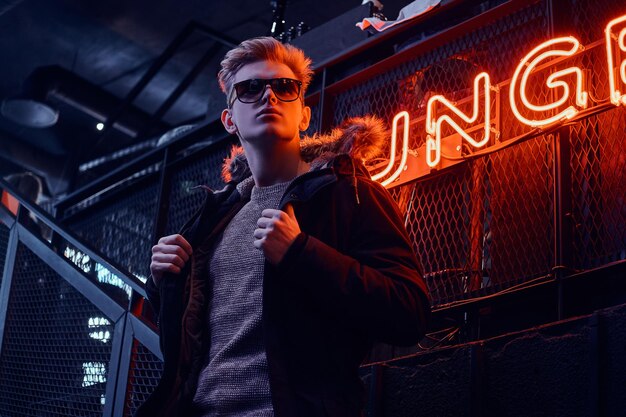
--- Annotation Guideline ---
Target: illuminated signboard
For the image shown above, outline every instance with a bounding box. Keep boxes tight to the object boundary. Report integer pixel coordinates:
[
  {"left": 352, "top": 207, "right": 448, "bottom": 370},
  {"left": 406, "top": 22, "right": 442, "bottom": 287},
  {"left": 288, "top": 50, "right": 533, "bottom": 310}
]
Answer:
[{"left": 371, "top": 13, "right": 626, "bottom": 187}]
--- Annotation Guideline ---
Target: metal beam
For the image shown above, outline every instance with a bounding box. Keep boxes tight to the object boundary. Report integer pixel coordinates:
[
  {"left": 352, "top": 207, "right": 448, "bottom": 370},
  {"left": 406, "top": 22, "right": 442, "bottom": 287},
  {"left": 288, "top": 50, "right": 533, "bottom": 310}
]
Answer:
[
  {"left": 18, "top": 223, "right": 126, "bottom": 322},
  {"left": 1, "top": 179, "right": 148, "bottom": 297}
]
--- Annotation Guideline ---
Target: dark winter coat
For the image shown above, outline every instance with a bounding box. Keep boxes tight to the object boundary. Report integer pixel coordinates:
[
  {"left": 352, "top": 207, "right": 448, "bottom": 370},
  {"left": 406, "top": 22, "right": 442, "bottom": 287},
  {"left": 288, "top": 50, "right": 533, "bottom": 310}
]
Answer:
[{"left": 136, "top": 116, "right": 431, "bottom": 417}]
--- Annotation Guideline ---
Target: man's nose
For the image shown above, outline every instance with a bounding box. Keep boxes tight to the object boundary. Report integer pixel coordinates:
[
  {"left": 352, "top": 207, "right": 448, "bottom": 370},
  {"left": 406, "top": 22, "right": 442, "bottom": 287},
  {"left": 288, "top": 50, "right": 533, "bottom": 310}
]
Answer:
[{"left": 261, "top": 84, "right": 278, "bottom": 104}]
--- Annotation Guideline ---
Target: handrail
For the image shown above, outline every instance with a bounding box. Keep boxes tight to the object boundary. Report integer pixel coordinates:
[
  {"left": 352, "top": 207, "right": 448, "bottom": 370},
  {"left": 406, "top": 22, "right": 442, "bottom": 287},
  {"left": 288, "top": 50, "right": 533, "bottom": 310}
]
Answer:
[
  {"left": 0, "top": 179, "right": 147, "bottom": 298},
  {"left": 55, "top": 117, "right": 229, "bottom": 213}
]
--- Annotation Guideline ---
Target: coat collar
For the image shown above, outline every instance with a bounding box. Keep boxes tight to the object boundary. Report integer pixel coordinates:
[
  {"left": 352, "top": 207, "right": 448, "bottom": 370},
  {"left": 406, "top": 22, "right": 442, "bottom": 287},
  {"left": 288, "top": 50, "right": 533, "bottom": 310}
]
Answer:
[{"left": 220, "top": 115, "right": 387, "bottom": 185}]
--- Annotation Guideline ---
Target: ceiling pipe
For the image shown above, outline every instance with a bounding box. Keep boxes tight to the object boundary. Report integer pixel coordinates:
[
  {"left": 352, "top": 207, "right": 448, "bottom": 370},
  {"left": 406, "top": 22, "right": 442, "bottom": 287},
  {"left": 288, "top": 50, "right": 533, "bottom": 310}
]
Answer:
[{"left": 23, "top": 65, "right": 169, "bottom": 138}]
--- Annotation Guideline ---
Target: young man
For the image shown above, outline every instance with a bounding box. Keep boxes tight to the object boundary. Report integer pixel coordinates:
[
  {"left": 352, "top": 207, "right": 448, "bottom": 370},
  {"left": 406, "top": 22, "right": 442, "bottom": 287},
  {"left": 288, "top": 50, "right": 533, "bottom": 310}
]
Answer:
[{"left": 137, "top": 37, "right": 430, "bottom": 417}]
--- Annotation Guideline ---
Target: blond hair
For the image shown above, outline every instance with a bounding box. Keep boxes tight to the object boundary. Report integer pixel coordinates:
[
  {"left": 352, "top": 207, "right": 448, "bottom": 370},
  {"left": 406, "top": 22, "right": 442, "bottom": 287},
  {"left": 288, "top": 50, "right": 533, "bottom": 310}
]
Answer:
[{"left": 218, "top": 37, "right": 313, "bottom": 105}]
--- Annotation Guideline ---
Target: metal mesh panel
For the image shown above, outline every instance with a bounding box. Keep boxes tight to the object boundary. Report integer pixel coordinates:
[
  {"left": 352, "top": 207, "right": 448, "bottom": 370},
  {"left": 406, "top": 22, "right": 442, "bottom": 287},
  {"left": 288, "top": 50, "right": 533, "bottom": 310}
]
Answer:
[
  {"left": 62, "top": 243, "right": 134, "bottom": 305},
  {"left": 569, "top": 107, "right": 626, "bottom": 269},
  {"left": 0, "top": 221, "right": 9, "bottom": 286},
  {"left": 124, "top": 340, "right": 163, "bottom": 417},
  {"left": 305, "top": 102, "right": 320, "bottom": 137},
  {"left": 392, "top": 166, "right": 473, "bottom": 305},
  {"left": 395, "top": 135, "right": 554, "bottom": 306},
  {"left": 0, "top": 242, "right": 114, "bottom": 417},
  {"left": 65, "top": 164, "right": 162, "bottom": 218},
  {"left": 68, "top": 180, "right": 159, "bottom": 281},
  {"left": 332, "top": 1, "right": 551, "bottom": 151},
  {"left": 165, "top": 139, "right": 237, "bottom": 235},
  {"left": 570, "top": 0, "right": 626, "bottom": 44},
  {"left": 487, "top": 135, "right": 555, "bottom": 285}
]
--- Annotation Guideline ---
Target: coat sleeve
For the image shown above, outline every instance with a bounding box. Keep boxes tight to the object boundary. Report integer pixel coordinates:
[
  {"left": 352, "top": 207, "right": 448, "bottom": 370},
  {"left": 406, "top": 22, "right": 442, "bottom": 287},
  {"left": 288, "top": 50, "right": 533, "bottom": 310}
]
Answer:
[
  {"left": 277, "top": 177, "right": 431, "bottom": 346},
  {"left": 144, "top": 274, "right": 162, "bottom": 321}
]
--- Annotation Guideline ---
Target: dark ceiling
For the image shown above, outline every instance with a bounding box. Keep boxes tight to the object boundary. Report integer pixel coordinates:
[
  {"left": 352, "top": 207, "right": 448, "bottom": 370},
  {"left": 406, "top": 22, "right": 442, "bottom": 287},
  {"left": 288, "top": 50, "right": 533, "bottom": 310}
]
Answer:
[{"left": 0, "top": 0, "right": 387, "bottom": 196}]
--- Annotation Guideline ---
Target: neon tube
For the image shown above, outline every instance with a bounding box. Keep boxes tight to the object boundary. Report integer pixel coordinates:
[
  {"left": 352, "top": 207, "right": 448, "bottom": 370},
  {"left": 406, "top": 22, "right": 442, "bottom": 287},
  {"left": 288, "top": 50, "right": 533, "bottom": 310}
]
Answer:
[
  {"left": 371, "top": 111, "right": 410, "bottom": 185},
  {"left": 606, "top": 15, "right": 626, "bottom": 105},
  {"left": 510, "top": 37, "right": 587, "bottom": 127},
  {"left": 425, "top": 72, "right": 491, "bottom": 168}
]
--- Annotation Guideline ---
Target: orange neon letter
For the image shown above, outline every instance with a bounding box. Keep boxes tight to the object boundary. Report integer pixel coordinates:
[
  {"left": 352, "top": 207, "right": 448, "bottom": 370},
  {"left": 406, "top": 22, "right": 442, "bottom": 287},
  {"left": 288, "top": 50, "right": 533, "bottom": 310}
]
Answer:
[
  {"left": 371, "top": 111, "right": 409, "bottom": 186},
  {"left": 425, "top": 72, "right": 492, "bottom": 168},
  {"left": 606, "top": 15, "right": 626, "bottom": 106},
  {"left": 510, "top": 37, "right": 588, "bottom": 127}
]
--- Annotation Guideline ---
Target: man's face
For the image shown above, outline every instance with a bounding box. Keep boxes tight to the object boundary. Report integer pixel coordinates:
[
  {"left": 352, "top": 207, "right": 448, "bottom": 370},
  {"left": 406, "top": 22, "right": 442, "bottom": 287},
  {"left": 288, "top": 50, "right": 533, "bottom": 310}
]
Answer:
[{"left": 221, "top": 60, "right": 311, "bottom": 148}]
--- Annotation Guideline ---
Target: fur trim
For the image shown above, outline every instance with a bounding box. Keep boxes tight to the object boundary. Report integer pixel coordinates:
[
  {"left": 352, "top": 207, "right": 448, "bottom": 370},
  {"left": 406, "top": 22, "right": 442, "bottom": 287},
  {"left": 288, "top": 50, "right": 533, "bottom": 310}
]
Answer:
[
  {"left": 300, "top": 115, "right": 387, "bottom": 163},
  {"left": 221, "top": 144, "right": 250, "bottom": 183},
  {"left": 221, "top": 115, "right": 387, "bottom": 183}
]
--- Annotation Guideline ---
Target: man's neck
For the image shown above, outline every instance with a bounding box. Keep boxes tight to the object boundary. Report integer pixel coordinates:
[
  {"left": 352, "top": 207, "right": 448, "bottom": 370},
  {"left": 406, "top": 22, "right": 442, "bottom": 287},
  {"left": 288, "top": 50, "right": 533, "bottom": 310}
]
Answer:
[{"left": 243, "top": 141, "right": 309, "bottom": 187}]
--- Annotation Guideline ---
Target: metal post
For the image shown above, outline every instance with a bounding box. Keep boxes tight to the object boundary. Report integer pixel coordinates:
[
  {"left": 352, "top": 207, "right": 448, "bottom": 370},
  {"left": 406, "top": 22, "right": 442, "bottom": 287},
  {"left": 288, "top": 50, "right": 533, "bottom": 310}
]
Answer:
[
  {"left": 139, "top": 147, "right": 175, "bottom": 323},
  {"left": 0, "top": 218, "right": 19, "bottom": 357},
  {"left": 367, "top": 364, "right": 384, "bottom": 417},
  {"left": 549, "top": 0, "right": 575, "bottom": 320},
  {"left": 553, "top": 126, "right": 573, "bottom": 320},
  {"left": 104, "top": 313, "right": 129, "bottom": 417},
  {"left": 318, "top": 68, "right": 334, "bottom": 133},
  {"left": 152, "top": 148, "right": 174, "bottom": 250},
  {"left": 470, "top": 342, "right": 485, "bottom": 417},
  {"left": 469, "top": 158, "right": 487, "bottom": 293}
]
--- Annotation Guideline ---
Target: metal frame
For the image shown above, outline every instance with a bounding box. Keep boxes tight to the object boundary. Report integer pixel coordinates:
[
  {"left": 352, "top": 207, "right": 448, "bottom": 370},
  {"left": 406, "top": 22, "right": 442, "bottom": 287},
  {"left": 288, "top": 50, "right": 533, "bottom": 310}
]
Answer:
[
  {"left": 0, "top": 183, "right": 164, "bottom": 417},
  {"left": 0, "top": 179, "right": 147, "bottom": 298},
  {"left": 17, "top": 223, "right": 126, "bottom": 321},
  {"left": 110, "top": 314, "right": 135, "bottom": 417},
  {"left": 0, "top": 215, "right": 18, "bottom": 356},
  {"left": 103, "top": 316, "right": 129, "bottom": 417}
]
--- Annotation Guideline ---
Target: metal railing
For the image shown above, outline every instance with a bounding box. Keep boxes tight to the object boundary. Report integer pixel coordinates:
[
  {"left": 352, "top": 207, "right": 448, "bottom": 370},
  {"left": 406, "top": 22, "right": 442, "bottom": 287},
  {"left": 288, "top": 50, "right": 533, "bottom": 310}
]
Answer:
[{"left": 0, "top": 180, "right": 161, "bottom": 416}]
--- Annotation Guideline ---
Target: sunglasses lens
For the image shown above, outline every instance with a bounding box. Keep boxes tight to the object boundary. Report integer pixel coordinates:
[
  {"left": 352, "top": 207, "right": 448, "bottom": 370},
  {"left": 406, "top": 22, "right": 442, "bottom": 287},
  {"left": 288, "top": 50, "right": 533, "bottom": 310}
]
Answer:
[
  {"left": 235, "top": 79, "right": 264, "bottom": 103},
  {"left": 234, "top": 78, "right": 301, "bottom": 103},
  {"left": 270, "top": 79, "right": 300, "bottom": 101}
]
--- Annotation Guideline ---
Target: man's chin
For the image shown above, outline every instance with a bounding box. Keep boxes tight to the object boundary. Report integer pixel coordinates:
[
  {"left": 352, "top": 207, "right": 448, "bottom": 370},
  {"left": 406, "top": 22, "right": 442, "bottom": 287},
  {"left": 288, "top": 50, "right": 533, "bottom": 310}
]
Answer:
[{"left": 245, "top": 127, "right": 296, "bottom": 143}]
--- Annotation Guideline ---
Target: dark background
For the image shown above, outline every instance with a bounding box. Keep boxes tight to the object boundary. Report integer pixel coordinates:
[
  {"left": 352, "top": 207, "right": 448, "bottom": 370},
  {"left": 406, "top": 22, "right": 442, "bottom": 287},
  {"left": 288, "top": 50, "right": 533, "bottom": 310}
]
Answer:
[{"left": 0, "top": 0, "right": 408, "bottom": 196}]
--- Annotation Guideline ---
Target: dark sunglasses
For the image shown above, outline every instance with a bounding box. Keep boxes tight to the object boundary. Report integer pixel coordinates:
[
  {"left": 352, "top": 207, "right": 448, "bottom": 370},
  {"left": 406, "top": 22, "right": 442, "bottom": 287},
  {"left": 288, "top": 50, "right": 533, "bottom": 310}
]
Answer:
[{"left": 230, "top": 78, "right": 302, "bottom": 105}]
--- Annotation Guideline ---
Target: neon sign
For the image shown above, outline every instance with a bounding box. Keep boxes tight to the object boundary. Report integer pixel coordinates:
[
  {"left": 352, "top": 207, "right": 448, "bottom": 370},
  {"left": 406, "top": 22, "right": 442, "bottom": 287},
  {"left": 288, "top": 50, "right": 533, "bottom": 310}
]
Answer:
[
  {"left": 425, "top": 72, "right": 492, "bottom": 168},
  {"left": 510, "top": 37, "right": 588, "bottom": 127},
  {"left": 606, "top": 15, "right": 626, "bottom": 106},
  {"left": 370, "top": 111, "right": 410, "bottom": 186},
  {"left": 371, "top": 13, "right": 626, "bottom": 187}
]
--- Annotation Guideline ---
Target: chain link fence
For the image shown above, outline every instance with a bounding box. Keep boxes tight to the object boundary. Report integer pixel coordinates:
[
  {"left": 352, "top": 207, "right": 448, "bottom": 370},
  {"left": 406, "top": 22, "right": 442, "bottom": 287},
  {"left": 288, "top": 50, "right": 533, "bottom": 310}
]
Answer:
[
  {"left": 164, "top": 139, "right": 237, "bottom": 236},
  {"left": 569, "top": 109, "right": 626, "bottom": 269},
  {"left": 123, "top": 341, "right": 163, "bottom": 417},
  {"left": 0, "top": 242, "right": 115, "bottom": 416},
  {"left": 65, "top": 178, "right": 160, "bottom": 282}
]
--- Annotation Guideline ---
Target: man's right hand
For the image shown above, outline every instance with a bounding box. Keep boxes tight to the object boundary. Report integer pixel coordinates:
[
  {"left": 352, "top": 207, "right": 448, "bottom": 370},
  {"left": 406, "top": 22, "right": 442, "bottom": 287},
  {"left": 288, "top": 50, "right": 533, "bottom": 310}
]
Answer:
[{"left": 150, "top": 234, "right": 193, "bottom": 286}]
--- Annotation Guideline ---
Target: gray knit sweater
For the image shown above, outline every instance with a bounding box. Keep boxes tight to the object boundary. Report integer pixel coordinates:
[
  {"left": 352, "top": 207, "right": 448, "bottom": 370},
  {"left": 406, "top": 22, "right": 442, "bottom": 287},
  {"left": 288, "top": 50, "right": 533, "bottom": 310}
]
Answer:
[{"left": 192, "top": 177, "right": 290, "bottom": 417}]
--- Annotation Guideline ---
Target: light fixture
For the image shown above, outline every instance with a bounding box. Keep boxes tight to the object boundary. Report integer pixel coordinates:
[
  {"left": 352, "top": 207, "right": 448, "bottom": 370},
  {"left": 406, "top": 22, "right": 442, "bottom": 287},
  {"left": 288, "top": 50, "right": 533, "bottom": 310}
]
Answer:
[{"left": 0, "top": 98, "right": 59, "bottom": 128}]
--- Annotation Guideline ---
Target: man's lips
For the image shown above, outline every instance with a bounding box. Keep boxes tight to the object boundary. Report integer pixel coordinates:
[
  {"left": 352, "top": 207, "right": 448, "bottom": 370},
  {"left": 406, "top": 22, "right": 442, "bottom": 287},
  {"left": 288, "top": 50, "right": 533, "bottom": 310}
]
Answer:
[{"left": 257, "top": 108, "right": 281, "bottom": 117}]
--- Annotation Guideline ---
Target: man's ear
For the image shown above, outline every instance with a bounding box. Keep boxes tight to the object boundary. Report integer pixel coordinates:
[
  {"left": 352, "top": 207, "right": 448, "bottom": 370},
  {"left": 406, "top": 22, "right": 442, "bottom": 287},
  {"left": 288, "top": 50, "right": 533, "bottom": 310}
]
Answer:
[
  {"left": 221, "top": 108, "right": 238, "bottom": 134},
  {"left": 299, "top": 105, "right": 311, "bottom": 131}
]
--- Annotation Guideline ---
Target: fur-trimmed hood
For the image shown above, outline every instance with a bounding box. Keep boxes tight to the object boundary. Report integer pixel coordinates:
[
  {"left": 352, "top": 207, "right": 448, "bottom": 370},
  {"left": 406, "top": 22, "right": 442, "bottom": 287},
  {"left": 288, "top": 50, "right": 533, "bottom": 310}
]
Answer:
[{"left": 221, "top": 115, "right": 388, "bottom": 184}]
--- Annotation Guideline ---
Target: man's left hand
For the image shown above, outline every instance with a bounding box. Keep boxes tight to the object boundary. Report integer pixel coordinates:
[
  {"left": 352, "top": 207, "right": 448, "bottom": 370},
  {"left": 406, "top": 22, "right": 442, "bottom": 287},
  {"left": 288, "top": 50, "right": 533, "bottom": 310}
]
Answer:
[{"left": 254, "top": 203, "right": 300, "bottom": 265}]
